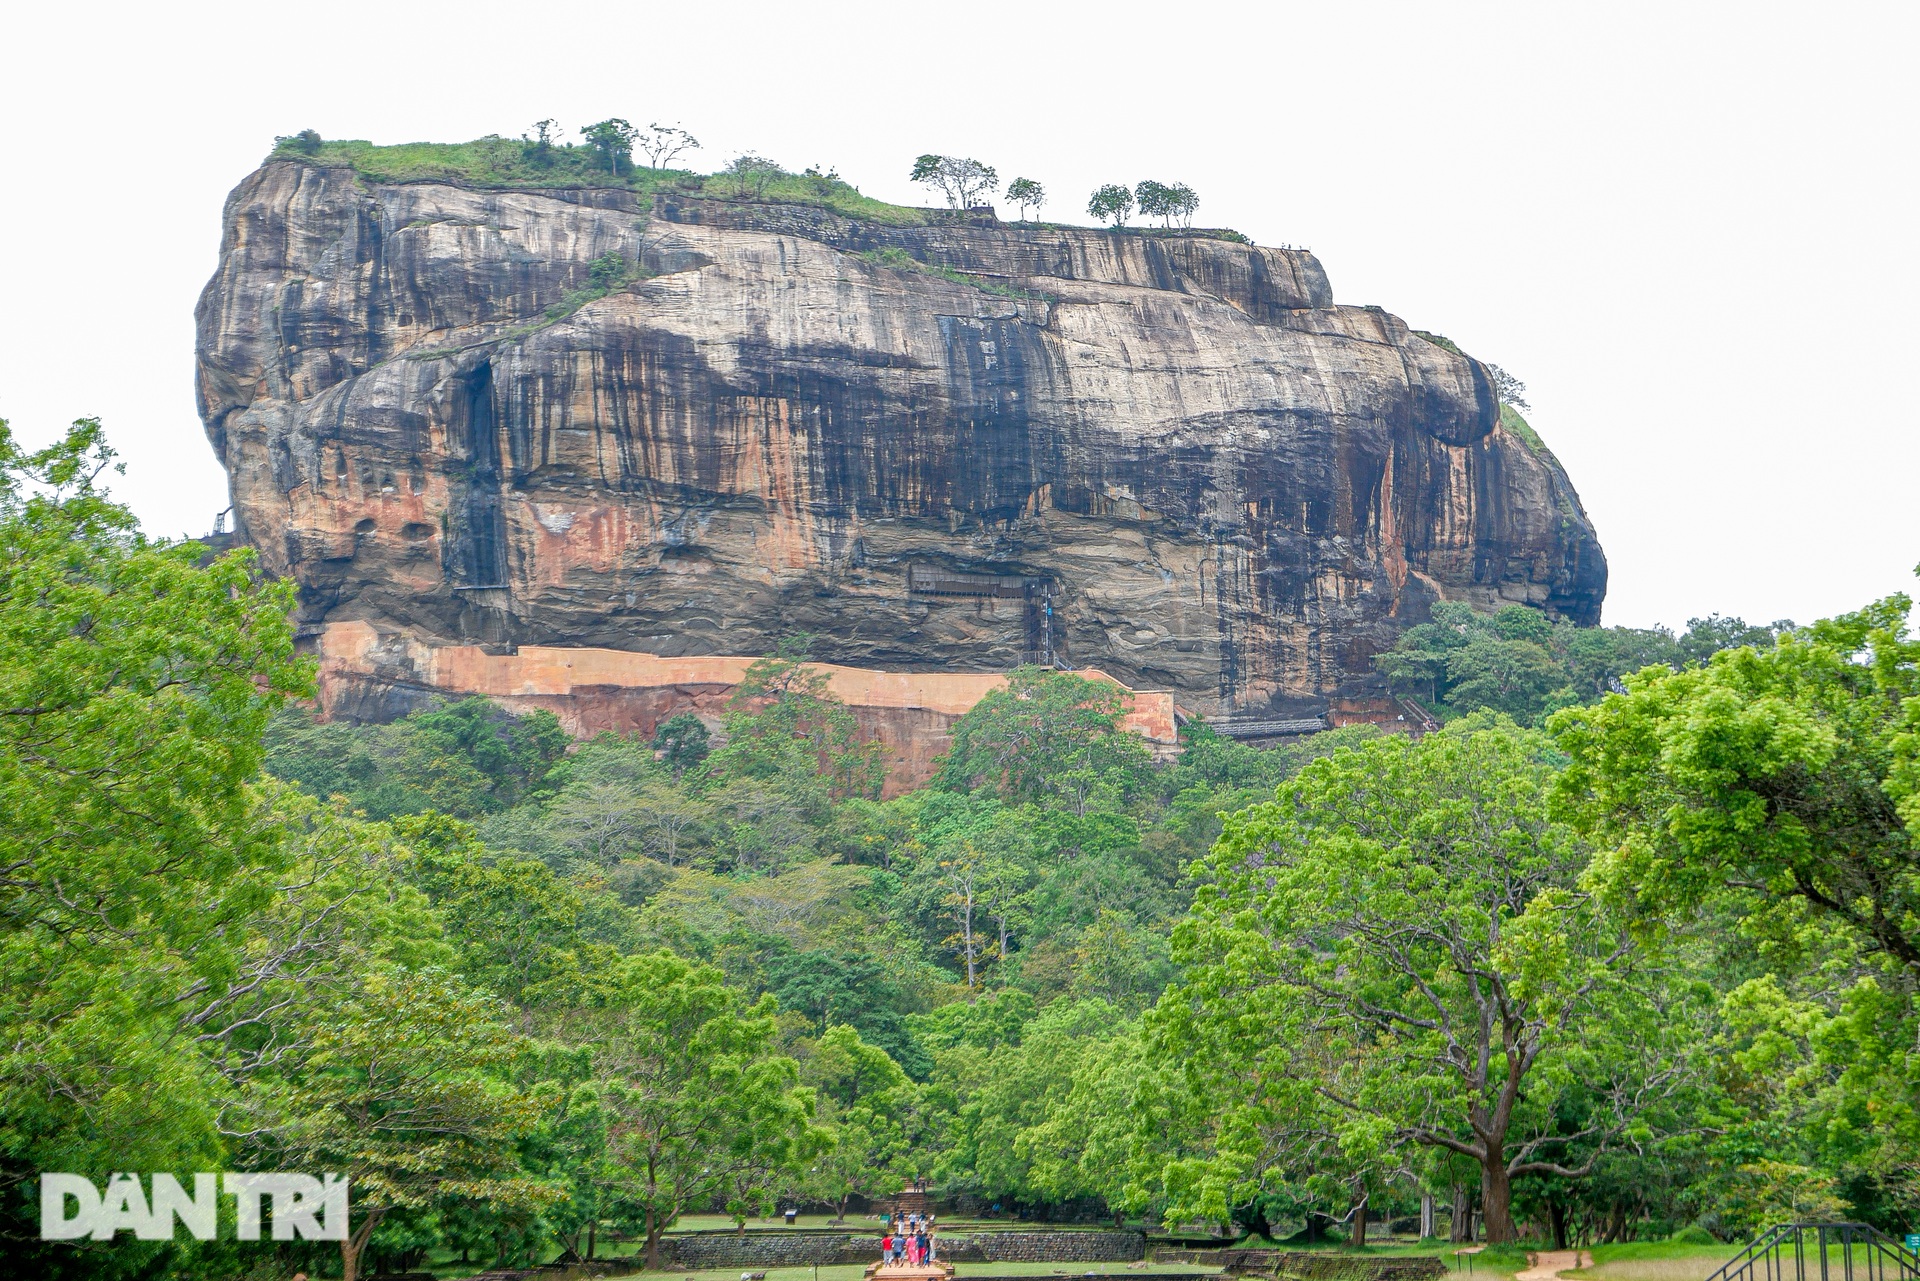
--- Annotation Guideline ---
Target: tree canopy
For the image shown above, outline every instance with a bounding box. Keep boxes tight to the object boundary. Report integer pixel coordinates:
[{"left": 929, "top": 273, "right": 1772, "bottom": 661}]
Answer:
[
  {"left": 1159, "top": 719, "right": 1702, "bottom": 1242},
  {"left": 910, "top": 154, "right": 999, "bottom": 212},
  {"left": 1087, "top": 183, "right": 1135, "bottom": 227}
]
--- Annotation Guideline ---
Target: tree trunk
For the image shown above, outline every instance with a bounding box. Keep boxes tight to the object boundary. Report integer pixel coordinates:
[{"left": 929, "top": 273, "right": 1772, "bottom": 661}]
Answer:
[
  {"left": 588, "top": 1220, "right": 597, "bottom": 1261},
  {"left": 964, "top": 893, "right": 977, "bottom": 988},
  {"left": 1353, "top": 1195, "right": 1369, "bottom": 1247},
  {"left": 1481, "top": 1161, "right": 1518, "bottom": 1245},
  {"left": 341, "top": 1209, "right": 382, "bottom": 1281},
  {"left": 646, "top": 1205, "right": 661, "bottom": 1271},
  {"left": 1550, "top": 1200, "right": 1568, "bottom": 1251},
  {"left": 1450, "top": 1184, "right": 1474, "bottom": 1244},
  {"left": 1421, "top": 1194, "right": 1435, "bottom": 1241}
]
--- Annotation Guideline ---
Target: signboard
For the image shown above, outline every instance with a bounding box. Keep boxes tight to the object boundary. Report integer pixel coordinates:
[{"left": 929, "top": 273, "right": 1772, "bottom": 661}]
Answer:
[{"left": 1904, "top": 1233, "right": 1920, "bottom": 1255}]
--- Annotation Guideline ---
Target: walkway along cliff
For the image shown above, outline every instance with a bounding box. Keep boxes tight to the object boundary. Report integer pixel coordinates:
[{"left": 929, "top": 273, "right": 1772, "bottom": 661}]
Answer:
[{"left": 196, "top": 158, "right": 1607, "bottom": 733}]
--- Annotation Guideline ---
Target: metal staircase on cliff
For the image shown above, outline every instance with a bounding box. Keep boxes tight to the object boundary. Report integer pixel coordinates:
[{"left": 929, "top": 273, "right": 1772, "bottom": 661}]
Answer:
[
  {"left": 906, "top": 564, "right": 1057, "bottom": 667},
  {"left": 1701, "top": 1223, "right": 1919, "bottom": 1281}
]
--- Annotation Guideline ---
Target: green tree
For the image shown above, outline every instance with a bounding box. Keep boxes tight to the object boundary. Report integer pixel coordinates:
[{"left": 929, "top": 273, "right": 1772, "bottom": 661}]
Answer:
[
  {"left": 546, "top": 779, "right": 646, "bottom": 868},
  {"left": 722, "top": 153, "right": 785, "bottom": 199},
  {"left": 397, "top": 813, "right": 605, "bottom": 1007},
  {"left": 1135, "top": 180, "right": 1174, "bottom": 225},
  {"left": 704, "top": 638, "right": 886, "bottom": 803},
  {"left": 934, "top": 666, "right": 1149, "bottom": 811},
  {"left": 1017, "top": 1017, "right": 1197, "bottom": 1223},
  {"left": 580, "top": 118, "right": 638, "bottom": 174},
  {"left": 1552, "top": 589, "right": 1920, "bottom": 1200},
  {"left": 910, "top": 154, "right": 999, "bottom": 212},
  {"left": 1087, "top": 184, "right": 1135, "bottom": 227},
  {"left": 1488, "top": 363, "right": 1530, "bottom": 412},
  {"left": 0, "top": 418, "right": 311, "bottom": 1270},
  {"left": 267, "top": 697, "right": 569, "bottom": 818},
  {"left": 1555, "top": 591, "right": 1919, "bottom": 978},
  {"left": 578, "top": 950, "right": 826, "bottom": 1267},
  {"left": 1006, "top": 177, "right": 1046, "bottom": 221},
  {"left": 925, "top": 999, "right": 1121, "bottom": 1209},
  {"left": 798, "top": 1025, "right": 913, "bottom": 1219},
  {"left": 1375, "top": 601, "right": 1792, "bottom": 726},
  {"left": 523, "top": 118, "right": 561, "bottom": 165},
  {"left": 1161, "top": 719, "right": 1698, "bottom": 1242},
  {"left": 266, "top": 967, "right": 549, "bottom": 1281},
  {"left": 1135, "top": 180, "right": 1197, "bottom": 229},
  {"left": 652, "top": 711, "right": 711, "bottom": 775},
  {"left": 1166, "top": 181, "right": 1199, "bottom": 228}
]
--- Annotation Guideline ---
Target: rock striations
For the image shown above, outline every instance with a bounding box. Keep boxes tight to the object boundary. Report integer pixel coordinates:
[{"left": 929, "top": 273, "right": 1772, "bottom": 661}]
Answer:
[{"left": 196, "top": 160, "right": 1605, "bottom": 719}]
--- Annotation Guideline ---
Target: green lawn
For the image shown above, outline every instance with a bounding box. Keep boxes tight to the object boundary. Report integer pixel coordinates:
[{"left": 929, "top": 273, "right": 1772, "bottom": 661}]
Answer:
[{"left": 1564, "top": 1241, "right": 1740, "bottom": 1281}]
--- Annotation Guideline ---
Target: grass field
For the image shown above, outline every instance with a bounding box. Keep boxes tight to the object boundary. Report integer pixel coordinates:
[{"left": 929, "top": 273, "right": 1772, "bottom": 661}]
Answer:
[{"left": 1564, "top": 1241, "right": 1741, "bottom": 1281}]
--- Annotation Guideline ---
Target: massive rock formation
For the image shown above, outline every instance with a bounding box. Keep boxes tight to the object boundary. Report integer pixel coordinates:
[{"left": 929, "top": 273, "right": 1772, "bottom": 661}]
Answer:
[{"left": 197, "top": 160, "right": 1605, "bottom": 718}]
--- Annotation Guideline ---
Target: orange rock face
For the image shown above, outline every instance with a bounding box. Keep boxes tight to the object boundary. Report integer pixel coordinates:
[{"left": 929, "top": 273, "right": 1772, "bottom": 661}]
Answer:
[
  {"left": 315, "top": 621, "right": 1177, "bottom": 794},
  {"left": 199, "top": 163, "right": 1605, "bottom": 721}
]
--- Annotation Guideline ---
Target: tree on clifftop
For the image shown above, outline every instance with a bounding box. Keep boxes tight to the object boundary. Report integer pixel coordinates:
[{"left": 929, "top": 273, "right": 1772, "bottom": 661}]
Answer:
[
  {"left": 276, "top": 128, "right": 323, "bottom": 155},
  {"left": 580, "top": 118, "right": 638, "bottom": 174},
  {"left": 639, "top": 121, "right": 700, "bottom": 170},
  {"left": 523, "top": 118, "right": 562, "bottom": 165},
  {"left": 1134, "top": 180, "right": 1198, "bottom": 229},
  {"left": 722, "top": 153, "right": 785, "bottom": 199},
  {"left": 1006, "top": 177, "right": 1047, "bottom": 221},
  {"left": 1087, "top": 183, "right": 1135, "bottom": 227},
  {"left": 911, "top": 154, "right": 1000, "bottom": 212},
  {"left": 1488, "top": 363, "right": 1531, "bottom": 411}
]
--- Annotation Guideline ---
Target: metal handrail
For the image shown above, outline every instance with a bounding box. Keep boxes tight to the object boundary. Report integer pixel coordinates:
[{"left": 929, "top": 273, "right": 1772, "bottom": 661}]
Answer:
[{"left": 1703, "top": 1223, "right": 1919, "bottom": 1281}]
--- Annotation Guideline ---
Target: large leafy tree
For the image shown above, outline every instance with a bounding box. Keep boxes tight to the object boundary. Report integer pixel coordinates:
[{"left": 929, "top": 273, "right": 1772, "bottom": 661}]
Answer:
[
  {"left": 1552, "top": 589, "right": 1920, "bottom": 1208},
  {"left": 0, "top": 419, "right": 309, "bottom": 1272},
  {"left": 576, "top": 950, "right": 827, "bottom": 1267},
  {"left": 1159, "top": 719, "right": 1699, "bottom": 1242},
  {"left": 704, "top": 638, "right": 887, "bottom": 804},
  {"left": 263, "top": 967, "right": 550, "bottom": 1281},
  {"left": 798, "top": 1025, "right": 914, "bottom": 1221},
  {"left": 1005, "top": 177, "right": 1046, "bottom": 221},
  {"left": 580, "top": 118, "right": 637, "bottom": 174},
  {"left": 265, "top": 696, "right": 567, "bottom": 819},
  {"left": 1087, "top": 184, "right": 1134, "bottom": 227},
  {"left": 933, "top": 666, "right": 1149, "bottom": 811}
]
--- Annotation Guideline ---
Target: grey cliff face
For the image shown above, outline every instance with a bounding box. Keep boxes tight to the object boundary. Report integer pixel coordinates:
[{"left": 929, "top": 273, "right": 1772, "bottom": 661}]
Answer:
[{"left": 196, "top": 160, "right": 1606, "bottom": 717}]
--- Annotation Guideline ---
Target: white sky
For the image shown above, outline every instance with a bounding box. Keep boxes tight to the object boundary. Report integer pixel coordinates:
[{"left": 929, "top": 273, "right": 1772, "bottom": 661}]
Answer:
[{"left": 2, "top": 1, "right": 1914, "bottom": 631}]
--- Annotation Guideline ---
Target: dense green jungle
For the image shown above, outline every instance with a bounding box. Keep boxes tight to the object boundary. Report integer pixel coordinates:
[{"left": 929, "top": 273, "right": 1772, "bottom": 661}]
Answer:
[{"left": 4, "top": 419, "right": 1917, "bottom": 1281}]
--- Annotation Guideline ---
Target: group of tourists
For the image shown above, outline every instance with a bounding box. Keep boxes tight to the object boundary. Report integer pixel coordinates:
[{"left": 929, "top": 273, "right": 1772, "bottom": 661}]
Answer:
[{"left": 880, "top": 1214, "right": 936, "bottom": 1268}]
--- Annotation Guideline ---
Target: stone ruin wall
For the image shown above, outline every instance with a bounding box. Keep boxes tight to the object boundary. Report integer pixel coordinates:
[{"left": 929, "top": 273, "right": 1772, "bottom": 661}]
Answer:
[{"left": 314, "top": 621, "right": 1180, "bottom": 795}]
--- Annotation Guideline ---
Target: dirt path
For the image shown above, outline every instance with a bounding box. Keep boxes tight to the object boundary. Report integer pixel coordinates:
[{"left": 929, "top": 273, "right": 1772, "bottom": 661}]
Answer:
[{"left": 1518, "top": 1251, "right": 1593, "bottom": 1281}]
